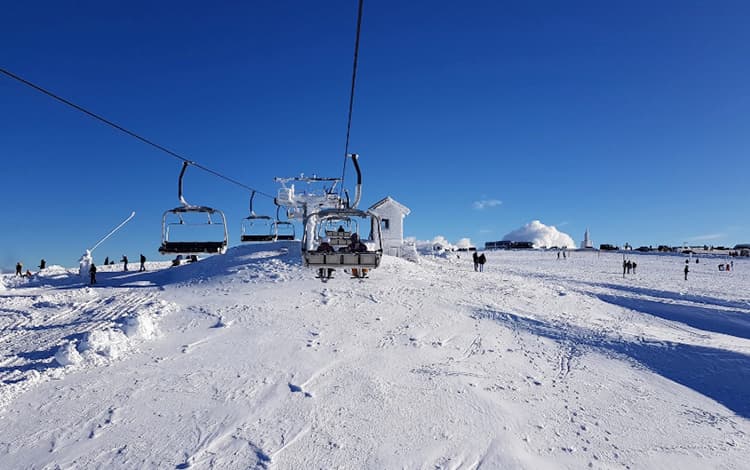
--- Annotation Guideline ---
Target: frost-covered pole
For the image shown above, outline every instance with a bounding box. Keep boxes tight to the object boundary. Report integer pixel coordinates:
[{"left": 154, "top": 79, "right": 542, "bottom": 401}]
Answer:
[
  {"left": 78, "top": 211, "right": 135, "bottom": 278},
  {"left": 79, "top": 211, "right": 135, "bottom": 279},
  {"left": 90, "top": 211, "right": 136, "bottom": 253}
]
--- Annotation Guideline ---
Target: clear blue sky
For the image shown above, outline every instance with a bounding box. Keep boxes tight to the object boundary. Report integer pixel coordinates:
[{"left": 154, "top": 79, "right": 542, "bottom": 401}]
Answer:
[{"left": 2, "top": 1, "right": 749, "bottom": 270}]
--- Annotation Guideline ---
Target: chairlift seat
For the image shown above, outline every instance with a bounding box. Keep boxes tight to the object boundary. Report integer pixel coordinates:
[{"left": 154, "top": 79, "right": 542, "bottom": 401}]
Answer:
[
  {"left": 159, "top": 241, "right": 227, "bottom": 255},
  {"left": 303, "top": 250, "right": 381, "bottom": 268},
  {"left": 241, "top": 234, "right": 276, "bottom": 242}
]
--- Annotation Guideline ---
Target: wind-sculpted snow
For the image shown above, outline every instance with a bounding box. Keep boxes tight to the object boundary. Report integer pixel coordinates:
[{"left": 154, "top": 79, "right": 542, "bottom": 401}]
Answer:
[{"left": 0, "top": 244, "right": 748, "bottom": 469}]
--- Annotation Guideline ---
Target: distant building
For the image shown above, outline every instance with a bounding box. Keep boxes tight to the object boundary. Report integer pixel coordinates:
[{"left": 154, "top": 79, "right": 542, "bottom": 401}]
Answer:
[
  {"left": 485, "top": 240, "right": 512, "bottom": 250},
  {"left": 580, "top": 228, "right": 593, "bottom": 249},
  {"left": 484, "top": 240, "right": 534, "bottom": 250},
  {"left": 368, "top": 196, "right": 411, "bottom": 257}
]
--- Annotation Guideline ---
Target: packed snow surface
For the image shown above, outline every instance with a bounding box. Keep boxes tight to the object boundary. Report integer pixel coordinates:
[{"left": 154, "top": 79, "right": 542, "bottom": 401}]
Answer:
[{"left": 1, "top": 242, "right": 748, "bottom": 469}]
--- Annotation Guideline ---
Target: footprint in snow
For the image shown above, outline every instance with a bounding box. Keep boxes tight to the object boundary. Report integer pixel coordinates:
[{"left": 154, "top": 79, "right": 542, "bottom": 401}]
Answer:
[{"left": 288, "top": 383, "right": 313, "bottom": 397}]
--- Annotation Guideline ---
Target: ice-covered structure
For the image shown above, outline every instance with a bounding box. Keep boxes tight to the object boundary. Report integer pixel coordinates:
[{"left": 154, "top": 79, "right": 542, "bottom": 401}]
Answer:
[
  {"left": 368, "top": 196, "right": 413, "bottom": 258},
  {"left": 502, "top": 220, "right": 575, "bottom": 249},
  {"left": 581, "top": 228, "right": 594, "bottom": 249}
]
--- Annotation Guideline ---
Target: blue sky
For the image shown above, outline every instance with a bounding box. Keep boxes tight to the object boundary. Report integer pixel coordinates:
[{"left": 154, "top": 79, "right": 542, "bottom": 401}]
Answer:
[{"left": 2, "top": 1, "right": 749, "bottom": 270}]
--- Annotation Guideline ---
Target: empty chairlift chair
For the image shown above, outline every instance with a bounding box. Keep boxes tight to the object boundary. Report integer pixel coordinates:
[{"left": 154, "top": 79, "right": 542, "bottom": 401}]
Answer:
[
  {"left": 240, "top": 191, "right": 277, "bottom": 242},
  {"left": 159, "top": 162, "right": 229, "bottom": 255},
  {"left": 272, "top": 205, "right": 296, "bottom": 241}
]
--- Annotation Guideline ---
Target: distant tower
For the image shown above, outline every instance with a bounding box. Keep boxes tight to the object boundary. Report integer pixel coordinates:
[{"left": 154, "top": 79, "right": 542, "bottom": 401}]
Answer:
[{"left": 581, "top": 228, "right": 593, "bottom": 249}]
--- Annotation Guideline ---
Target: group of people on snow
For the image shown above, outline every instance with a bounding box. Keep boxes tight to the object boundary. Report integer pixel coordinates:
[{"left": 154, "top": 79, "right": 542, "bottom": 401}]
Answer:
[
  {"left": 15, "top": 259, "right": 47, "bottom": 279},
  {"left": 472, "top": 251, "right": 487, "bottom": 272},
  {"left": 622, "top": 259, "right": 637, "bottom": 277},
  {"left": 14, "top": 250, "right": 203, "bottom": 286}
]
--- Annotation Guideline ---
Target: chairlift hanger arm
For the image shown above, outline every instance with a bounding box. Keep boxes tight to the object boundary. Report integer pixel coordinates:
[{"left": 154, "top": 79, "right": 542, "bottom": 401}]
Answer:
[
  {"left": 249, "top": 190, "right": 257, "bottom": 216},
  {"left": 178, "top": 161, "right": 191, "bottom": 206}
]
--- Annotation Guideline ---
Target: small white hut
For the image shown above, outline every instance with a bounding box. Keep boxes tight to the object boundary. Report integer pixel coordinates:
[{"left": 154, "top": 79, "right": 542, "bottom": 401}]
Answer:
[{"left": 368, "top": 196, "right": 411, "bottom": 257}]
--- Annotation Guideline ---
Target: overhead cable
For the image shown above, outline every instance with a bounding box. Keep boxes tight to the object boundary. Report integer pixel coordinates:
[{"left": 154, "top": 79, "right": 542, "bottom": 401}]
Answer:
[
  {"left": 339, "top": 0, "right": 364, "bottom": 195},
  {"left": 0, "top": 67, "right": 274, "bottom": 199}
]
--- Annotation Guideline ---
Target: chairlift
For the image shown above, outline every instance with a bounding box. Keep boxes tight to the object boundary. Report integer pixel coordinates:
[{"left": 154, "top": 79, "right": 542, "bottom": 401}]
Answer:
[
  {"left": 273, "top": 205, "right": 296, "bottom": 241},
  {"left": 273, "top": 173, "right": 345, "bottom": 220},
  {"left": 241, "top": 191, "right": 276, "bottom": 242},
  {"left": 159, "top": 162, "right": 228, "bottom": 255},
  {"left": 302, "top": 207, "right": 383, "bottom": 271},
  {"left": 296, "top": 154, "right": 382, "bottom": 271}
]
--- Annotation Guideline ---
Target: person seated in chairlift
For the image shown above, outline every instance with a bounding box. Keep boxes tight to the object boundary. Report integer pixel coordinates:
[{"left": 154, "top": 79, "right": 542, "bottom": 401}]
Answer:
[
  {"left": 316, "top": 238, "right": 335, "bottom": 279},
  {"left": 317, "top": 238, "right": 335, "bottom": 254},
  {"left": 347, "top": 233, "right": 368, "bottom": 253},
  {"left": 347, "top": 233, "right": 369, "bottom": 278}
]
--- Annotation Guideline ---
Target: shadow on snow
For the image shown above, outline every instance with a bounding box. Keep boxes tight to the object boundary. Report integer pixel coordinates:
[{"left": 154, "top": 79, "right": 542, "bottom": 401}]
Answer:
[
  {"left": 596, "top": 294, "right": 750, "bottom": 341},
  {"left": 474, "top": 308, "right": 750, "bottom": 419},
  {"left": 6, "top": 241, "right": 302, "bottom": 291},
  {"left": 587, "top": 282, "right": 750, "bottom": 312}
]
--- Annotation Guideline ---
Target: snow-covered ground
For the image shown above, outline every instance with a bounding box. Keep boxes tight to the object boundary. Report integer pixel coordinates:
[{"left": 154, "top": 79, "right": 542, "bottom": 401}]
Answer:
[{"left": 1, "top": 243, "right": 748, "bottom": 469}]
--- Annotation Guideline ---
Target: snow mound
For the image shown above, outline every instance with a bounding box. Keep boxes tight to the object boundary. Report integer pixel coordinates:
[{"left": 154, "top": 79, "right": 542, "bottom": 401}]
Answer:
[
  {"left": 54, "top": 342, "right": 83, "bottom": 366},
  {"left": 122, "top": 313, "right": 160, "bottom": 339},
  {"left": 503, "top": 220, "right": 576, "bottom": 249},
  {"left": 79, "top": 328, "right": 131, "bottom": 360}
]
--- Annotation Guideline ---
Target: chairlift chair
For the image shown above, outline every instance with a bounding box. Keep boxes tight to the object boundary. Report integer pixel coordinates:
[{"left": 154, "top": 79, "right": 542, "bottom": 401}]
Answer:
[
  {"left": 159, "top": 162, "right": 229, "bottom": 255},
  {"left": 273, "top": 205, "right": 296, "bottom": 241},
  {"left": 302, "top": 208, "right": 383, "bottom": 271},
  {"left": 240, "top": 191, "right": 277, "bottom": 242}
]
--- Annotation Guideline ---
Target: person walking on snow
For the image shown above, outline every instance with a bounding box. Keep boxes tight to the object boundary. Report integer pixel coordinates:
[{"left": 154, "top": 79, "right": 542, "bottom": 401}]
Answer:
[
  {"left": 16, "top": 262, "right": 23, "bottom": 276},
  {"left": 121, "top": 255, "right": 128, "bottom": 271},
  {"left": 39, "top": 259, "right": 46, "bottom": 270},
  {"left": 478, "top": 253, "right": 486, "bottom": 272},
  {"left": 684, "top": 263, "right": 689, "bottom": 280},
  {"left": 89, "top": 263, "right": 97, "bottom": 285},
  {"left": 139, "top": 254, "right": 146, "bottom": 272},
  {"left": 473, "top": 251, "right": 479, "bottom": 271}
]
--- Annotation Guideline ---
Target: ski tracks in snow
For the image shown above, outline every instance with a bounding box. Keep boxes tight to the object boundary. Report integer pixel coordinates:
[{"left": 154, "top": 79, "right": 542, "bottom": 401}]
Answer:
[{"left": 0, "top": 287, "right": 169, "bottom": 409}]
